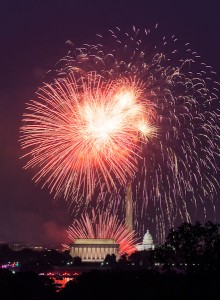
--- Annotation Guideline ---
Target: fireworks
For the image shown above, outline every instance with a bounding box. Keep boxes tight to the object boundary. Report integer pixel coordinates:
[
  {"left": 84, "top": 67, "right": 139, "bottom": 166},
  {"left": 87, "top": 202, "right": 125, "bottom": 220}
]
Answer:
[
  {"left": 20, "top": 26, "right": 220, "bottom": 242},
  {"left": 20, "top": 73, "right": 156, "bottom": 199},
  {"left": 66, "top": 209, "right": 138, "bottom": 255}
]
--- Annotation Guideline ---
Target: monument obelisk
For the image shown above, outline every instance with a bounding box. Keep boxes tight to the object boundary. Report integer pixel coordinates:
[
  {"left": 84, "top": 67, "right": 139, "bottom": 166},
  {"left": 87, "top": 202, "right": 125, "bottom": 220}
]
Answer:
[{"left": 125, "top": 181, "right": 133, "bottom": 232}]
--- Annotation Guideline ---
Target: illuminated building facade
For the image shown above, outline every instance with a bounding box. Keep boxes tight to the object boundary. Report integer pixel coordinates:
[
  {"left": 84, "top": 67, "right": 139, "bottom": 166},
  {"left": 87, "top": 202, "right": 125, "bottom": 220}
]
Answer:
[
  {"left": 70, "top": 238, "right": 119, "bottom": 262},
  {"left": 136, "top": 230, "right": 155, "bottom": 251}
]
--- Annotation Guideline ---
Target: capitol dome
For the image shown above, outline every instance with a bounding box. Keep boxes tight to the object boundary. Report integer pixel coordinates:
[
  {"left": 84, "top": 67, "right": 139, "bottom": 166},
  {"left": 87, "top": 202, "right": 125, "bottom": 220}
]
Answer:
[
  {"left": 143, "top": 230, "right": 153, "bottom": 245},
  {"left": 136, "top": 229, "right": 155, "bottom": 251}
]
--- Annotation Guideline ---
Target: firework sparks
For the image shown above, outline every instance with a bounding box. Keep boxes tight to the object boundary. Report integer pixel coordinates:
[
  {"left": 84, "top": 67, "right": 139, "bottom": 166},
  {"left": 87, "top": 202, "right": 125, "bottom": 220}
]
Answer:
[
  {"left": 20, "top": 25, "right": 220, "bottom": 242},
  {"left": 20, "top": 72, "right": 156, "bottom": 198},
  {"left": 66, "top": 209, "right": 138, "bottom": 255}
]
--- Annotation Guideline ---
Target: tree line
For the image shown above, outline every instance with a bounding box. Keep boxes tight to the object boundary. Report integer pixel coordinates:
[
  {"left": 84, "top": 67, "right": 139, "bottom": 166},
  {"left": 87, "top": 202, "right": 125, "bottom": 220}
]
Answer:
[{"left": 0, "top": 221, "right": 219, "bottom": 299}]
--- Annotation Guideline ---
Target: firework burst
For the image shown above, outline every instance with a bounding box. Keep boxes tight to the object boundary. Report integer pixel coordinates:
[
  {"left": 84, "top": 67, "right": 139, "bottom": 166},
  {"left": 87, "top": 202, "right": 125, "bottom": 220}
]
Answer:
[
  {"left": 20, "top": 72, "right": 156, "bottom": 199},
  {"left": 20, "top": 25, "right": 220, "bottom": 242}
]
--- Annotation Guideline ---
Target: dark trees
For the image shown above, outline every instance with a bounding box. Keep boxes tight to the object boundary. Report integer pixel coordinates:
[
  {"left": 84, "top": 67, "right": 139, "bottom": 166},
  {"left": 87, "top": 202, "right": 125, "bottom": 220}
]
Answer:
[
  {"left": 129, "top": 249, "right": 153, "bottom": 268},
  {"left": 0, "top": 269, "right": 56, "bottom": 300},
  {"left": 104, "top": 253, "right": 116, "bottom": 266},
  {"left": 153, "top": 221, "right": 220, "bottom": 273}
]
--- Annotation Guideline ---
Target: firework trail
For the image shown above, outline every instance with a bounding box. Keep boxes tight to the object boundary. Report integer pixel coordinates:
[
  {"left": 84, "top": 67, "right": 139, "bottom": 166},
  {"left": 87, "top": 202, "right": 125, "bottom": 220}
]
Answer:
[
  {"left": 65, "top": 209, "right": 138, "bottom": 255},
  {"left": 20, "top": 25, "right": 220, "bottom": 242}
]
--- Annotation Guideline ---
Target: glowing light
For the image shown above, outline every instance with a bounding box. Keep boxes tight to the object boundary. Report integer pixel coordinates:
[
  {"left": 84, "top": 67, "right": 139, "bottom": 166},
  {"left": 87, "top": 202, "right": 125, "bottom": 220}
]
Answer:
[{"left": 137, "top": 121, "right": 157, "bottom": 139}]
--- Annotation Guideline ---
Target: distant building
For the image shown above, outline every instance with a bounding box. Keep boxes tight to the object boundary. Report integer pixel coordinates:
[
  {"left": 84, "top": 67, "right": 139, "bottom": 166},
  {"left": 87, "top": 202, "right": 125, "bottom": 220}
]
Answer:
[
  {"left": 70, "top": 238, "right": 119, "bottom": 262},
  {"left": 136, "top": 230, "right": 155, "bottom": 251},
  {"left": 9, "top": 242, "right": 46, "bottom": 251},
  {"left": 9, "top": 242, "right": 30, "bottom": 251}
]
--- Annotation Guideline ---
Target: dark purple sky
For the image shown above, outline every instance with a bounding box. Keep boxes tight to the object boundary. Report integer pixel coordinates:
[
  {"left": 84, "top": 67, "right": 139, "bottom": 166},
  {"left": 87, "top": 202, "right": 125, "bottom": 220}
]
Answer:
[{"left": 1, "top": 0, "right": 220, "bottom": 245}]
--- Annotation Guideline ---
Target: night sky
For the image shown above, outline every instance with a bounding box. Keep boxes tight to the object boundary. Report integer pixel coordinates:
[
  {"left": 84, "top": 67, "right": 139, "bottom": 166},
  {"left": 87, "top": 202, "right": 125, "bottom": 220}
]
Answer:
[{"left": 1, "top": 0, "right": 220, "bottom": 246}]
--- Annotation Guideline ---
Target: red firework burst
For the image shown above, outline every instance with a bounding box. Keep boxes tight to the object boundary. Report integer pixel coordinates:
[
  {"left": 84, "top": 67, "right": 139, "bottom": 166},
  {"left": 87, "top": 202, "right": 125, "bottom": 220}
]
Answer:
[{"left": 20, "top": 72, "right": 156, "bottom": 199}]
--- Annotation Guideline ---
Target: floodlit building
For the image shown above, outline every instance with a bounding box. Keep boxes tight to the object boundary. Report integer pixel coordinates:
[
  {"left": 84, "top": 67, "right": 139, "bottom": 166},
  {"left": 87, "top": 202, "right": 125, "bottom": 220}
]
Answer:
[
  {"left": 136, "top": 230, "right": 155, "bottom": 251},
  {"left": 70, "top": 238, "right": 119, "bottom": 262}
]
